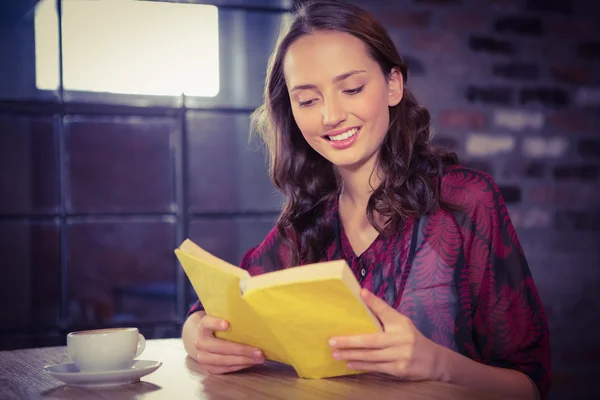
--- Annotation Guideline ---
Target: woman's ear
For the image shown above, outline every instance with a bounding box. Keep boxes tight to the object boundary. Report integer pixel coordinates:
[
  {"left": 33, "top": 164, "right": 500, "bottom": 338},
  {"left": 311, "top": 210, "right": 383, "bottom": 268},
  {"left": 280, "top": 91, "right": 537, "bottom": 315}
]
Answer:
[{"left": 387, "top": 68, "right": 403, "bottom": 107}]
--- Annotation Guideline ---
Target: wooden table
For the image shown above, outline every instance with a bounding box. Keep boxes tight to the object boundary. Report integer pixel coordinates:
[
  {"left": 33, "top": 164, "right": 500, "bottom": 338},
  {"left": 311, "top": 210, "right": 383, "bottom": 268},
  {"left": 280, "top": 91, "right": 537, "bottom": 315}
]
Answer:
[{"left": 0, "top": 339, "right": 505, "bottom": 399}]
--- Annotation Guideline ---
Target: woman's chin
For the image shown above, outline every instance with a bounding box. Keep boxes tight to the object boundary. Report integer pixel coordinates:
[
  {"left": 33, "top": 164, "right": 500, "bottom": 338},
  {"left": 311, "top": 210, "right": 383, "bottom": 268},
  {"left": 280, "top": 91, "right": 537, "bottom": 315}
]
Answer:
[{"left": 329, "top": 155, "right": 370, "bottom": 171}]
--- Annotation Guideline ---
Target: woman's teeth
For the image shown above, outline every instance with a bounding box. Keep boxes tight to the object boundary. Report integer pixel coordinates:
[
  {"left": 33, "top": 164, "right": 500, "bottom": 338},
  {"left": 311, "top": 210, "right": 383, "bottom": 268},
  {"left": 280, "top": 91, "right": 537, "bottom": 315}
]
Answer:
[{"left": 329, "top": 127, "right": 359, "bottom": 141}]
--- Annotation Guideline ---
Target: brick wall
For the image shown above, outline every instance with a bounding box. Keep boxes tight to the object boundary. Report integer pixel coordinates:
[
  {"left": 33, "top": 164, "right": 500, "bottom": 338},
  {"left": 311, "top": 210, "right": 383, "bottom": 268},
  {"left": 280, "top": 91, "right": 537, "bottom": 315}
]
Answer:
[{"left": 350, "top": 0, "right": 599, "bottom": 398}]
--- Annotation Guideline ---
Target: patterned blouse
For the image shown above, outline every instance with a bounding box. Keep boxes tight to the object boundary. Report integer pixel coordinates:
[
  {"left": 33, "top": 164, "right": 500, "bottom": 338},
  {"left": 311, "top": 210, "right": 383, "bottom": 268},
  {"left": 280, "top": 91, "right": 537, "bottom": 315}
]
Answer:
[{"left": 188, "top": 166, "right": 551, "bottom": 398}]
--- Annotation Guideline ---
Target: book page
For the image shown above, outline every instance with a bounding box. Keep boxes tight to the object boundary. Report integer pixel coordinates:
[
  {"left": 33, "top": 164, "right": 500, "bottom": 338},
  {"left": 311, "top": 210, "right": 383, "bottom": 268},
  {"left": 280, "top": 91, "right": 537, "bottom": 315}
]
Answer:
[
  {"left": 242, "top": 260, "right": 347, "bottom": 292},
  {"left": 175, "top": 240, "right": 290, "bottom": 364},
  {"left": 242, "top": 261, "right": 382, "bottom": 378},
  {"left": 178, "top": 239, "right": 250, "bottom": 280}
]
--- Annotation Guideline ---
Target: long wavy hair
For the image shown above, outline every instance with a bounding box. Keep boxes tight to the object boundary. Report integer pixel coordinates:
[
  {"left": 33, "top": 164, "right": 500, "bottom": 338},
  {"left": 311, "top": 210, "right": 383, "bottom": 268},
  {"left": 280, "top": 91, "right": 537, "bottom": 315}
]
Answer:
[{"left": 251, "top": 0, "right": 459, "bottom": 267}]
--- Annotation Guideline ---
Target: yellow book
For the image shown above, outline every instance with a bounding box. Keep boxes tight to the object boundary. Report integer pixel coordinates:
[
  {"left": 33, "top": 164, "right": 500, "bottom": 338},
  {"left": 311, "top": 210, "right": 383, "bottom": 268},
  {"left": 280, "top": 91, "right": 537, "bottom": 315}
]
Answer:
[{"left": 175, "top": 238, "right": 382, "bottom": 379}]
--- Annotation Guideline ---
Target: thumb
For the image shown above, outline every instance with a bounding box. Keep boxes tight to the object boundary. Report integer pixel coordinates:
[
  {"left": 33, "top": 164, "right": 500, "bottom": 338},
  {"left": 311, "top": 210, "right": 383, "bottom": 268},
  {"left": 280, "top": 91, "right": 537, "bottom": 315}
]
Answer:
[{"left": 360, "top": 288, "right": 398, "bottom": 327}]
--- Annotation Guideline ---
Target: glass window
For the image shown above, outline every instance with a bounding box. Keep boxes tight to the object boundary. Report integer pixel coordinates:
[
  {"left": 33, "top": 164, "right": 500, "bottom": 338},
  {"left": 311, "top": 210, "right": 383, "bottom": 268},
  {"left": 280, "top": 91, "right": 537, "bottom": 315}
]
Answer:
[{"left": 34, "top": 0, "right": 219, "bottom": 97}]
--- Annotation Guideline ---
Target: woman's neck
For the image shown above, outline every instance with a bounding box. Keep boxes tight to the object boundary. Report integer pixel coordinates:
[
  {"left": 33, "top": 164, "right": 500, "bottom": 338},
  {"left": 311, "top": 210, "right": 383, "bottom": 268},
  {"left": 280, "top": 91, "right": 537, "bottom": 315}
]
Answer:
[{"left": 337, "top": 156, "right": 381, "bottom": 211}]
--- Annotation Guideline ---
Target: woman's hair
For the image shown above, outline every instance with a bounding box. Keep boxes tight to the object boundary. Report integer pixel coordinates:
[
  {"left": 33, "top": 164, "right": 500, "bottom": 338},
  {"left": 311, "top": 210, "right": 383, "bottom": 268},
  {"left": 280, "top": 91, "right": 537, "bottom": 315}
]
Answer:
[{"left": 251, "top": 0, "right": 459, "bottom": 267}]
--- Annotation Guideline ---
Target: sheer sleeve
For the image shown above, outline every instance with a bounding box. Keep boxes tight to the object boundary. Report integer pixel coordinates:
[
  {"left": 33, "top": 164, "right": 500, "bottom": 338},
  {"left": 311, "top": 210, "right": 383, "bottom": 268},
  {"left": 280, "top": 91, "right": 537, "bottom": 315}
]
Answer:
[
  {"left": 185, "top": 225, "right": 286, "bottom": 317},
  {"left": 445, "top": 167, "right": 552, "bottom": 399}
]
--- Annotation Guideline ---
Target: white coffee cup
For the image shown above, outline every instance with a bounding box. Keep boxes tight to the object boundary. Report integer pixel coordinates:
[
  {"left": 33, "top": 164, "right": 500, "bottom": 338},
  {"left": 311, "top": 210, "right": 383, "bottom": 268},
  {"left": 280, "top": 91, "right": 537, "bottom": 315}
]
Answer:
[{"left": 67, "top": 327, "right": 145, "bottom": 372}]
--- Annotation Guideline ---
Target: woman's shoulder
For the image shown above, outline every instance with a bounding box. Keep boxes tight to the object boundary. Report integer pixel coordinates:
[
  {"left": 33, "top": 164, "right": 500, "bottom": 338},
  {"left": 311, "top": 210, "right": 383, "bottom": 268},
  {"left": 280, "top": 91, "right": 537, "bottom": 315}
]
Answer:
[
  {"left": 439, "top": 164, "right": 506, "bottom": 222},
  {"left": 442, "top": 164, "right": 499, "bottom": 191},
  {"left": 437, "top": 165, "right": 520, "bottom": 264},
  {"left": 441, "top": 165, "right": 501, "bottom": 204}
]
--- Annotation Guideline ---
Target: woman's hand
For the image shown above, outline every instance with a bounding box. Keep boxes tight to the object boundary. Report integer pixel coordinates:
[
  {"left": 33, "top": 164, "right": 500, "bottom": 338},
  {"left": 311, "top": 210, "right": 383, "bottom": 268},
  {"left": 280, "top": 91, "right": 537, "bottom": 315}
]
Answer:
[
  {"left": 329, "top": 289, "right": 444, "bottom": 381},
  {"left": 194, "top": 314, "right": 265, "bottom": 375}
]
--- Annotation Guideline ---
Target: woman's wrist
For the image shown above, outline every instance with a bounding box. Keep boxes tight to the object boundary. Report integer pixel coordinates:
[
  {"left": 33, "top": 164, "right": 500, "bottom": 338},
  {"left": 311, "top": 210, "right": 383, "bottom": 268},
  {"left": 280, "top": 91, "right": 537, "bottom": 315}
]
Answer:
[
  {"left": 182, "top": 311, "right": 205, "bottom": 358},
  {"left": 430, "top": 341, "right": 451, "bottom": 383}
]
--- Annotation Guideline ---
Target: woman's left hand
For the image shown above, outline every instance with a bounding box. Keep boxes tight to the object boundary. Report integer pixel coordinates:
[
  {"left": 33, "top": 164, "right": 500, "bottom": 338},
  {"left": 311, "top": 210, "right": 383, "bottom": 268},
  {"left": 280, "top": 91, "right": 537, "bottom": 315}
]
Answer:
[{"left": 329, "top": 289, "right": 445, "bottom": 381}]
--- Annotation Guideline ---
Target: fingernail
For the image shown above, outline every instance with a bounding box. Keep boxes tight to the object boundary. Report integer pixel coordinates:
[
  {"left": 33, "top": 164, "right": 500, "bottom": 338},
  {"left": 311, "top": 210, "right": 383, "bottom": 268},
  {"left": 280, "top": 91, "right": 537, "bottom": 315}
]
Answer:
[
  {"left": 253, "top": 350, "right": 262, "bottom": 358},
  {"left": 332, "top": 352, "right": 340, "bottom": 359},
  {"left": 347, "top": 363, "right": 355, "bottom": 369},
  {"left": 329, "top": 339, "right": 337, "bottom": 347},
  {"left": 221, "top": 321, "right": 227, "bottom": 329}
]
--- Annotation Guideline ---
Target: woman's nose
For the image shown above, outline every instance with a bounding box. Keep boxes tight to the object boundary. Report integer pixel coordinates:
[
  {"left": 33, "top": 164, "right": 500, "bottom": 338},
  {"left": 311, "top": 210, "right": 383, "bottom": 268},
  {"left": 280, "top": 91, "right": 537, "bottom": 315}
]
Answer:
[{"left": 322, "top": 97, "right": 347, "bottom": 127}]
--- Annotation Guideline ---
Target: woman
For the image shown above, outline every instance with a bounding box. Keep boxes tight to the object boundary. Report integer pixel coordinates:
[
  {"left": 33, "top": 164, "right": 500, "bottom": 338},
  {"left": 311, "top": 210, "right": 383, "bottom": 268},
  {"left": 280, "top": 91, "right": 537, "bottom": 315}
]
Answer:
[{"left": 182, "top": 1, "right": 551, "bottom": 398}]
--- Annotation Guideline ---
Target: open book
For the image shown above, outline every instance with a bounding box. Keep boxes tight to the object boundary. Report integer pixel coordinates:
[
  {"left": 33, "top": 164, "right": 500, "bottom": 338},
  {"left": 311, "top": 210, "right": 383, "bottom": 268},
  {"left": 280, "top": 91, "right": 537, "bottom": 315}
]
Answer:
[{"left": 175, "top": 238, "right": 382, "bottom": 379}]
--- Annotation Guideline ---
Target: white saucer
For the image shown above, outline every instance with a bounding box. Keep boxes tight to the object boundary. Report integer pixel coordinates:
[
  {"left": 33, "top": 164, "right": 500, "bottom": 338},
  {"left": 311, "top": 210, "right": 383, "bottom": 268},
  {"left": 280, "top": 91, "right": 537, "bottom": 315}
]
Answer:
[{"left": 43, "top": 360, "right": 162, "bottom": 387}]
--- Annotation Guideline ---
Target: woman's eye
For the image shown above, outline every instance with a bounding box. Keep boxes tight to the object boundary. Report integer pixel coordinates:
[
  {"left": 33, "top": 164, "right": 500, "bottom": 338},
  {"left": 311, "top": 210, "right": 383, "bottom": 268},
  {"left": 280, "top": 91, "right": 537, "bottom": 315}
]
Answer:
[
  {"left": 344, "top": 85, "right": 365, "bottom": 95},
  {"left": 299, "top": 99, "right": 316, "bottom": 107}
]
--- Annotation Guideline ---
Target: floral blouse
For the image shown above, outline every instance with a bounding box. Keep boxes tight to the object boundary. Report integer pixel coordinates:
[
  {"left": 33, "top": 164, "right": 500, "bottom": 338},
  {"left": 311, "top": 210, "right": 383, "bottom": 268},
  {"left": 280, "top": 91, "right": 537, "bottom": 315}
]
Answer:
[{"left": 188, "top": 166, "right": 551, "bottom": 398}]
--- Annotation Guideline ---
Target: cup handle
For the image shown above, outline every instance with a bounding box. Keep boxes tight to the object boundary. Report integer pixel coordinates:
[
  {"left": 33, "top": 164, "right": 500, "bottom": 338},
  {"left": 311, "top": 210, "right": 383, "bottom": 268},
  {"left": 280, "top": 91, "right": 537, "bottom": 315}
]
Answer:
[{"left": 135, "top": 333, "right": 146, "bottom": 358}]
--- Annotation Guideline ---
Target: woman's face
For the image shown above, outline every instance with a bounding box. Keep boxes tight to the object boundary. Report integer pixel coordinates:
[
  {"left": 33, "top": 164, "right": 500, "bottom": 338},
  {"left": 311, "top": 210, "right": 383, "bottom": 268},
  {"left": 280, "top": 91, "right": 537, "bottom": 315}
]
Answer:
[{"left": 283, "top": 30, "right": 403, "bottom": 171}]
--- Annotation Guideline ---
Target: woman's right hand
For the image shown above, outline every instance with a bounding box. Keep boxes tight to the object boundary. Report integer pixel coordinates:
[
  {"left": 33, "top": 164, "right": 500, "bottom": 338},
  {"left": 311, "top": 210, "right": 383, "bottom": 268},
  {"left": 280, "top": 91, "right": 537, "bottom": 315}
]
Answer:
[{"left": 194, "top": 314, "right": 265, "bottom": 375}]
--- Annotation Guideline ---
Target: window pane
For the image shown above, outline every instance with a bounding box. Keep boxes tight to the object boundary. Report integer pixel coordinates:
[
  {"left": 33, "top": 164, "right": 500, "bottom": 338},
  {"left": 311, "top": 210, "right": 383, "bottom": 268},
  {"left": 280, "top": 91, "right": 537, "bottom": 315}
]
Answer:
[
  {"left": 0, "top": 1, "right": 57, "bottom": 101},
  {"left": 35, "top": 0, "right": 219, "bottom": 97},
  {"left": 188, "top": 216, "right": 276, "bottom": 266},
  {"left": 0, "top": 115, "right": 59, "bottom": 215},
  {"left": 186, "top": 9, "right": 287, "bottom": 109},
  {"left": 0, "top": 220, "right": 61, "bottom": 332},
  {"left": 67, "top": 218, "right": 178, "bottom": 326},
  {"left": 64, "top": 116, "right": 177, "bottom": 213},
  {"left": 187, "top": 111, "right": 284, "bottom": 213}
]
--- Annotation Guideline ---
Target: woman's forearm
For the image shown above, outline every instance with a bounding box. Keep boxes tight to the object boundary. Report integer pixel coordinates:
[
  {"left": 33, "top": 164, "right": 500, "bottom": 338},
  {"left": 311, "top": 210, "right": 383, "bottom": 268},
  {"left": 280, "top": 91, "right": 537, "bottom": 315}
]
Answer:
[
  {"left": 435, "top": 345, "right": 540, "bottom": 400},
  {"left": 182, "top": 311, "right": 206, "bottom": 359}
]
